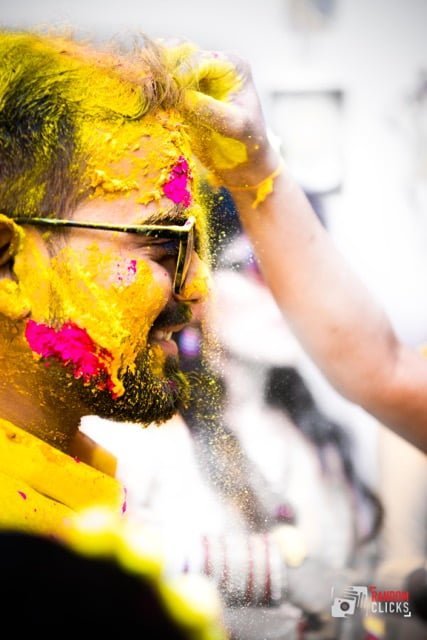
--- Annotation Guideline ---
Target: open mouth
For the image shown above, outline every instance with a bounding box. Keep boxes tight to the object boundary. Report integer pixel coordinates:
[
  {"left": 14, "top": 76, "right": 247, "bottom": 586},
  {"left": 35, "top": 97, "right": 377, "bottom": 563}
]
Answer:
[
  {"left": 148, "top": 324, "right": 187, "bottom": 356},
  {"left": 151, "top": 329, "right": 173, "bottom": 342}
]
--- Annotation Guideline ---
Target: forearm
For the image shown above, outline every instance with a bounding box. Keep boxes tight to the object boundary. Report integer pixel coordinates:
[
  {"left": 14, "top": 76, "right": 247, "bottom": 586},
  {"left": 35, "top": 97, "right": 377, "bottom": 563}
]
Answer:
[
  {"left": 228, "top": 155, "right": 427, "bottom": 452},
  {"left": 177, "top": 47, "right": 427, "bottom": 452},
  {"left": 376, "top": 344, "right": 427, "bottom": 452}
]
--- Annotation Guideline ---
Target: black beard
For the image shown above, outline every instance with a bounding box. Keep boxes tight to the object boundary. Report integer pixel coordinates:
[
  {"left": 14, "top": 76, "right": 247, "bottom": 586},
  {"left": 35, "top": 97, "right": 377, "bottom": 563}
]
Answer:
[
  {"left": 73, "top": 349, "right": 191, "bottom": 425},
  {"left": 39, "top": 303, "right": 193, "bottom": 425}
]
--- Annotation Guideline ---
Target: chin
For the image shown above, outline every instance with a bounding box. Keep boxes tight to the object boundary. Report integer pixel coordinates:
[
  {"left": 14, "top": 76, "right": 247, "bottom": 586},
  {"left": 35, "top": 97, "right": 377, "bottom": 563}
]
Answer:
[{"left": 74, "top": 354, "right": 190, "bottom": 425}]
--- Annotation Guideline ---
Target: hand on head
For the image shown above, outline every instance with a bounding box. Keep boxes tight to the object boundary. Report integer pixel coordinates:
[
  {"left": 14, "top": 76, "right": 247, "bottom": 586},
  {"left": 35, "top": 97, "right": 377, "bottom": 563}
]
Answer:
[{"left": 162, "top": 44, "right": 280, "bottom": 188}]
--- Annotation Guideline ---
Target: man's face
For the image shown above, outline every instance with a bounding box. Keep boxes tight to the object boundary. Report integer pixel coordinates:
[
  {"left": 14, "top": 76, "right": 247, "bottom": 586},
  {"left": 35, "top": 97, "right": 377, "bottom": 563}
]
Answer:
[{"left": 15, "top": 172, "right": 210, "bottom": 426}]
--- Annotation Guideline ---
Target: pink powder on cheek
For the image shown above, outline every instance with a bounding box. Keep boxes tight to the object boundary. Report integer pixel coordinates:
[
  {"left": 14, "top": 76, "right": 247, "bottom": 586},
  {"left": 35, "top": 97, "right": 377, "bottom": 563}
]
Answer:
[
  {"left": 162, "top": 156, "right": 192, "bottom": 207},
  {"left": 25, "top": 320, "right": 117, "bottom": 396}
]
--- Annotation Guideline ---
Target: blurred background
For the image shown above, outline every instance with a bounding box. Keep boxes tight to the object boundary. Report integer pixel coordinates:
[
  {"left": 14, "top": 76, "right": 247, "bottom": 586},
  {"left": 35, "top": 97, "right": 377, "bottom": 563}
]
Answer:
[
  {"left": 2, "top": 1, "right": 426, "bottom": 637},
  {"left": 3, "top": 0, "right": 427, "bottom": 339}
]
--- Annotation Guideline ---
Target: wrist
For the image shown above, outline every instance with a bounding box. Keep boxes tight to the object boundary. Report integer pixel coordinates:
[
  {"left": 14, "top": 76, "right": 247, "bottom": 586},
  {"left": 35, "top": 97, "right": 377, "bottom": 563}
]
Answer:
[
  {"left": 221, "top": 150, "right": 284, "bottom": 210},
  {"left": 218, "top": 145, "right": 281, "bottom": 191}
]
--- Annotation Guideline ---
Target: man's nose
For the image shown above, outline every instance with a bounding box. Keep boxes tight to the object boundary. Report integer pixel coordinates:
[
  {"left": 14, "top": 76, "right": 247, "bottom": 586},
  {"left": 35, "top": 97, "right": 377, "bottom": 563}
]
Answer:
[{"left": 173, "top": 252, "right": 211, "bottom": 304}]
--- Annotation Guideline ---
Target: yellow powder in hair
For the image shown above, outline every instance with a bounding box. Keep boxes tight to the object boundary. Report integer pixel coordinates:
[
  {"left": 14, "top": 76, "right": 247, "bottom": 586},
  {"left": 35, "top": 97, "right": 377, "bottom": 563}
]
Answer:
[{"left": 30, "top": 33, "right": 150, "bottom": 118}]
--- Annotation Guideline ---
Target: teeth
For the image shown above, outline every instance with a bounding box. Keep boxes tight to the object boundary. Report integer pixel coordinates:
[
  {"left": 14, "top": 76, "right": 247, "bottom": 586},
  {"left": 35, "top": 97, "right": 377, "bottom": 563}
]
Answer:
[{"left": 152, "top": 330, "right": 173, "bottom": 341}]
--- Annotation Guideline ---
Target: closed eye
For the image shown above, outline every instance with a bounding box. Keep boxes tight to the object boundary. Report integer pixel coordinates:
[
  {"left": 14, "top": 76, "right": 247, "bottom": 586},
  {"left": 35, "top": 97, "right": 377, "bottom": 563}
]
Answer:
[{"left": 136, "top": 239, "right": 180, "bottom": 263}]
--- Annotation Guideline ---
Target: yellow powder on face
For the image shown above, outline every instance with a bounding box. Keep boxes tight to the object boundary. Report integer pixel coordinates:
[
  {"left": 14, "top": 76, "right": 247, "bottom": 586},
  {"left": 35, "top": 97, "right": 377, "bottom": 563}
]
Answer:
[
  {"left": 1, "top": 35, "right": 217, "bottom": 391},
  {"left": 148, "top": 344, "right": 167, "bottom": 379},
  {"left": 12, "top": 233, "right": 166, "bottom": 397},
  {"left": 0, "top": 280, "right": 30, "bottom": 320},
  {"left": 78, "top": 108, "right": 211, "bottom": 263},
  {"left": 0, "top": 216, "right": 31, "bottom": 320},
  {"left": 61, "top": 40, "right": 246, "bottom": 203},
  {"left": 180, "top": 259, "right": 211, "bottom": 302},
  {"left": 80, "top": 111, "right": 196, "bottom": 205},
  {"left": 12, "top": 231, "right": 53, "bottom": 320}
]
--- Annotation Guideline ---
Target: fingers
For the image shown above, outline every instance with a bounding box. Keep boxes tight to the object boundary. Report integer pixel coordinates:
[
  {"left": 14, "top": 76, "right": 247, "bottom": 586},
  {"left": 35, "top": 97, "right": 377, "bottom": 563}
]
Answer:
[
  {"left": 160, "top": 40, "right": 250, "bottom": 100},
  {"left": 157, "top": 41, "right": 256, "bottom": 137},
  {"left": 175, "top": 55, "right": 244, "bottom": 100},
  {"left": 159, "top": 43, "right": 270, "bottom": 172},
  {"left": 158, "top": 39, "right": 199, "bottom": 72},
  {"left": 183, "top": 89, "right": 244, "bottom": 137}
]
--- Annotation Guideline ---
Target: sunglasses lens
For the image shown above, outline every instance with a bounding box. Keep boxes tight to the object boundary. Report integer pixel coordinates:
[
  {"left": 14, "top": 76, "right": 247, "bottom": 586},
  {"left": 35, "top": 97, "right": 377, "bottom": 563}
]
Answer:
[{"left": 175, "top": 228, "right": 194, "bottom": 294}]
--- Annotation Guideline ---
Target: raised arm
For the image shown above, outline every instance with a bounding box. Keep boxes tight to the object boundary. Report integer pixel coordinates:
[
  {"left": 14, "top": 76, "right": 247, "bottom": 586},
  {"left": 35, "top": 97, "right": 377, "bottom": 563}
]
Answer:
[{"left": 179, "top": 49, "right": 427, "bottom": 453}]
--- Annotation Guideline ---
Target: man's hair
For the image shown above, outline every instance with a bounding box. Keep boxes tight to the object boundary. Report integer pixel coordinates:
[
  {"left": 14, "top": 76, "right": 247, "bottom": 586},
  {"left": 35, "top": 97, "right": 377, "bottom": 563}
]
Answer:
[{"left": 0, "top": 31, "right": 185, "bottom": 219}]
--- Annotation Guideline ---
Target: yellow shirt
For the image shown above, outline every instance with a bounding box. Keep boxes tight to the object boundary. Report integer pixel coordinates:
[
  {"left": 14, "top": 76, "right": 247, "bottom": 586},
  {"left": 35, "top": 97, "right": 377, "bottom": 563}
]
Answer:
[{"left": 0, "top": 418, "right": 125, "bottom": 537}]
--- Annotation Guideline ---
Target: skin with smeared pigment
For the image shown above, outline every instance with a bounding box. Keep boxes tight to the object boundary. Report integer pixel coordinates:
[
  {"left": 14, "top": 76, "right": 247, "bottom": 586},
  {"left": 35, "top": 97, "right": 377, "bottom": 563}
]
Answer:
[
  {"left": 162, "top": 156, "right": 192, "bottom": 207},
  {"left": 14, "top": 231, "right": 166, "bottom": 398},
  {"left": 0, "top": 32, "right": 240, "bottom": 453},
  {"left": 0, "top": 32, "right": 246, "bottom": 221},
  {"left": 25, "top": 320, "right": 116, "bottom": 394},
  {"left": 85, "top": 113, "right": 196, "bottom": 204},
  {"left": 0, "top": 33, "right": 251, "bottom": 584}
]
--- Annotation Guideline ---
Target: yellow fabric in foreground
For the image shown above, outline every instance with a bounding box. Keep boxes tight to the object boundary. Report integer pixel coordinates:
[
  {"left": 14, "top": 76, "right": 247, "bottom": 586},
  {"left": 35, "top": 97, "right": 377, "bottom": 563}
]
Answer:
[
  {"left": 0, "top": 418, "right": 124, "bottom": 537},
  {"left": 0, "top": 417, "right": 227, "bottom": 639}
]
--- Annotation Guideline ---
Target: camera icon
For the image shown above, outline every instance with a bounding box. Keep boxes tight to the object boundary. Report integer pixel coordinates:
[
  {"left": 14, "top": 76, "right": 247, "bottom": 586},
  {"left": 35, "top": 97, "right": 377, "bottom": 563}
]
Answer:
[
  {"left": 331, "top": 585, "right": 368, "bottom": 618},
  {"left": 331, "top": 596, "right": 356, "bottom": 618}
]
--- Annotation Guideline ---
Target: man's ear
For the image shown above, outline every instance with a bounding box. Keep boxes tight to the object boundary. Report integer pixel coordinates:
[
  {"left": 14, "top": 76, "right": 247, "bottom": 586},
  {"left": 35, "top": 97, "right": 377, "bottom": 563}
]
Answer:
[
  {"left": 0, "top": 214, "right": 23, "bottom": 267},
  {"left": 0, "top": 214, "right": 30, "bottom": 320}
]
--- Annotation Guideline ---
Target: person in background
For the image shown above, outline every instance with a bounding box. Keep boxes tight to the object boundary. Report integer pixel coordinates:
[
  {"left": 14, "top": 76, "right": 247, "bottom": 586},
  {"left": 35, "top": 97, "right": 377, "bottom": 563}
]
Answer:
[
  {"left": 83, "top": 222, "right": 384, "bottom": 639},
  {"left": 182, "top": 225, "right": 384, "bottom": 639}
]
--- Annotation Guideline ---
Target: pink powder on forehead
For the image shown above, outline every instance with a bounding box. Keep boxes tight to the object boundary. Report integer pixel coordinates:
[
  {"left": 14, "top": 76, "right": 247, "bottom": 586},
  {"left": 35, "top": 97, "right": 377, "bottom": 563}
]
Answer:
[
  {"left": 25, "top": 320, "right": 116, "bottom": 395},
  {"left": 162, "top": 156, "right": 192, "bottom": 207}
]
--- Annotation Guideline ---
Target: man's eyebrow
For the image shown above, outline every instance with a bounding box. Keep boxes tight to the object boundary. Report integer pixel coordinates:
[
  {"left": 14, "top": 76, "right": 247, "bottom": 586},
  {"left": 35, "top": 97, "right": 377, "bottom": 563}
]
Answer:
[{"left": 137, "top": 206, "right": 188, "bottom": 226}]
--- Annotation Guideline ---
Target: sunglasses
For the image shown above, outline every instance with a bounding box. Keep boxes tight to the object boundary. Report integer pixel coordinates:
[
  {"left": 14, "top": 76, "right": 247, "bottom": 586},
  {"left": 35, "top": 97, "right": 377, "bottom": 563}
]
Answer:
[{"left": 14, "top": 215, "right": 196, "bottom": 295}]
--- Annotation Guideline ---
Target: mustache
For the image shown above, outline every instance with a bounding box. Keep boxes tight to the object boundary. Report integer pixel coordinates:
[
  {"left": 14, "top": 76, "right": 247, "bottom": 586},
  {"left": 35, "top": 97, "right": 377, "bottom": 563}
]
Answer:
[{"left": 150, "top": 302, "right": 192, "bottom": 332}]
